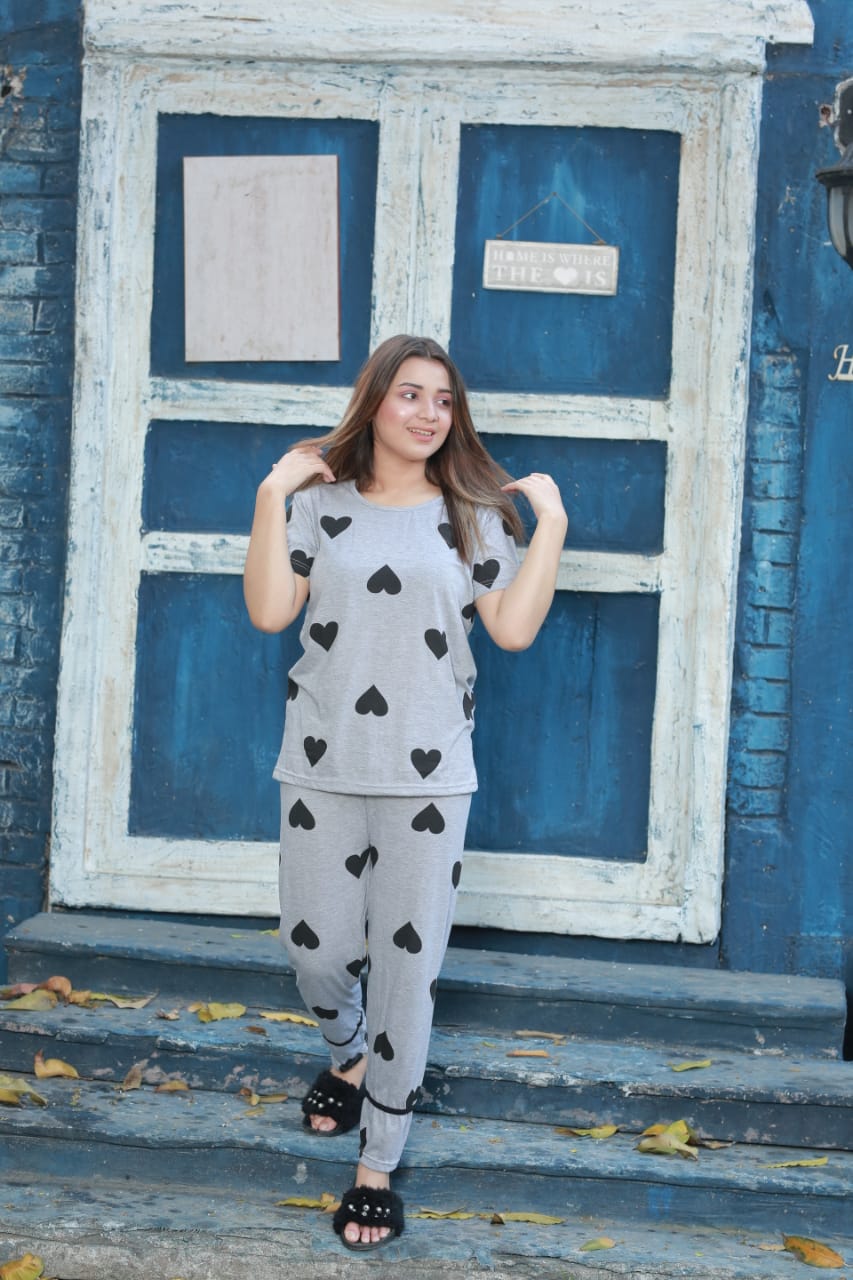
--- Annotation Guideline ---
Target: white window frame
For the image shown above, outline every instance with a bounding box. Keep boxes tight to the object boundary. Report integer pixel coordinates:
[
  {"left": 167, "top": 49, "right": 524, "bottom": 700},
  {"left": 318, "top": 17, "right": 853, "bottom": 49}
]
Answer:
[{"left": 51, "top": 0, "right": 813, "bottom": 942}]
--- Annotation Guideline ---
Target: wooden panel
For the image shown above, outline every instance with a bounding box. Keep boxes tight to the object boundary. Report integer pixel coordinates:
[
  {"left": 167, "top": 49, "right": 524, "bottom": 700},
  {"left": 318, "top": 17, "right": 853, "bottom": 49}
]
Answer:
[
  {"left": 183, "top": 155, "right": 340, "bottom": 362},
  {"left": 450, "top": 123, "right": 680, "bottom": 396},
  {"left": 151, "top": 114, "right": 378, "bottom": 384}
]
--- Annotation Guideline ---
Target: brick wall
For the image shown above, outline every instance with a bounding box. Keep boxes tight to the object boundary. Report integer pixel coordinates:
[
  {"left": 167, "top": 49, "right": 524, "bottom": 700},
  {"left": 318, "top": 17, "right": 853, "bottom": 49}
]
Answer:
[{"left": 0, "top": 0, "right": 82, "bottom": 971}]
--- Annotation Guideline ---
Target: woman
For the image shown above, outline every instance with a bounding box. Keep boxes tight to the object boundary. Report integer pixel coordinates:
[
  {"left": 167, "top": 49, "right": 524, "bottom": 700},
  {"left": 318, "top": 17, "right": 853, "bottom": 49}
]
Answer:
[{"left": 243, "top": 335, "right": 566, "bottom": 1251}]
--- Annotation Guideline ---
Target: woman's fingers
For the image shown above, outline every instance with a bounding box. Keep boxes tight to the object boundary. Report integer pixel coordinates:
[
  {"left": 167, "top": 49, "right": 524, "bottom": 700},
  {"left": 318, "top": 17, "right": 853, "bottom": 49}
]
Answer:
[
  {"left": 266, "top": 447, "right": 335, "bottom": 494},
  {"left": 502, "top": 472, "right": 567, "bottom": 521}
]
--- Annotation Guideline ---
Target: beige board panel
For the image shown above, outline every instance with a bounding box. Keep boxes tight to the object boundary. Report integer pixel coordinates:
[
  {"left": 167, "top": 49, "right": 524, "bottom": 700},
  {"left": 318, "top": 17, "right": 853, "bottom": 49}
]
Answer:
[{"left": 183, "top": 154, "right": 340, "bottom": 362}]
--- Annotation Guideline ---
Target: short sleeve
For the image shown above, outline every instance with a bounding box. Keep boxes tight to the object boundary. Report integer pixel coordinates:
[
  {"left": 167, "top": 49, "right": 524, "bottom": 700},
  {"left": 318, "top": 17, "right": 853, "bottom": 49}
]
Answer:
[
  {"left": 286, "top": 487, "right": 319, "bottom": 578},
  {"left": 471, "top": 507, "right": 520, "bottom": 599}
]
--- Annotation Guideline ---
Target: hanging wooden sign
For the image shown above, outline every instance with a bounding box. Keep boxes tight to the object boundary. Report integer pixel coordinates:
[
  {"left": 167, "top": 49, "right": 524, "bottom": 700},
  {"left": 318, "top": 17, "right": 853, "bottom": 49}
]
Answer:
[{"left": 483, "top": 239, "right": 619, "bottom": 296}]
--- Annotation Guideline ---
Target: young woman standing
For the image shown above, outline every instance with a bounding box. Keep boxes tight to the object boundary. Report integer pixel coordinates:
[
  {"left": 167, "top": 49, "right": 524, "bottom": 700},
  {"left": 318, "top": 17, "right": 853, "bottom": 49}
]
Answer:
[{"left": 243, "top": 335, "right": 567, "bottom": 1251}]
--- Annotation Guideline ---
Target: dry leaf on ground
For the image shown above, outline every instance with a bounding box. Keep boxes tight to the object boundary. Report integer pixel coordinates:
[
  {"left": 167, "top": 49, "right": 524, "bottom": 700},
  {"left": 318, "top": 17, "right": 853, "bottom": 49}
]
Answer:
[
  {"left": 512, "top": 1030, "right": 567, "bottom": 1044},
  {"left": 258, "top": 1011, "right": 318, "bottom": 1026},
  {"left": 669, "top": 1059, "right": 713, "bottom": 1072},
  {"left": 507, "top": 1049, "right": 550, "bottom": 1058},
  {"left": 246, "top": 1025, "right": 268, "bottom": 1035},
  {"left": 0, "top": 1253, "right": 45, "bottom": 1280},
  {"left": 195, "top": 1002, "right": 246, "bottom": 1023},
  {"left": 0, "top": 1075, "right": 47, "bottom": 1107},
  {"left": 276, "top": 1194, "right": 339, "bottom": 1213},
  {"left": 560, "top": 1124, "right": 618, "bottom": 1139},
  {"left": 494, "top": 1211, "right": 565, "bottom": 1225},
  {"left": 0, "top": 984, "right": 38, "bottom": 998},
  {"left": 413, "top": 1208, "right": 477, "bottom": 1220},
  {"left": 34, "top": 1052, "right": 78, "bottom": 1080},
  {"left": 765, "top": 1156, "right": 828, "bottom": 1169},
  {"left": 40, "top": 976, "right": 72, "bottom": 999},
  {"left": 156, "top": 1010, "right": 181, "bottom": 1021},
  {"left": 580, "top": 1237, "right": 616, "bottom": 1251},
  {"left": 120, "top": 1063, "right": 145, "bottom": 1091},
  {"left": 88, "top": 992, "right": 154, "bottom": 1009},
  {"left": 782, "top": 1235, "right": 845, "bottom": 1268},
  {"left": 239, "top": 1087, "right": 288, "bottom": 1107},
  {"left": 636, "top": 1120, "right": 698, "bottom": 1160},
  {"left": 155, "top": 1080, "right": 190, "bottom": 1093},
  {"left": 2, "top": 990, "right": 57, "bottom": 1012},
  {"left": 260, "top": 929, "right": 279, "bottom": 936},
  {"left": 67, "top": 990, "right": 93, "bottom": 1006}
]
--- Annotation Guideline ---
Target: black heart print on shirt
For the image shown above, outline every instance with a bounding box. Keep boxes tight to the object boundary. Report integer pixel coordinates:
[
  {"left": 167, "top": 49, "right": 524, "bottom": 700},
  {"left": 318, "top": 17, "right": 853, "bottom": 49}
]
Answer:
[
  {"left": 437, "top": 522, "right": 456, "bottom": 549},
  {"left": 355, "top": 685, "right": 388, "bottom": 716},
  {"left": 290, "top": 549, "right": 314, "bottom": 578},
  {"left": 473, "top": 558, "right": 500, "bottom": 588},
  {"left": 303, "top": 737, "right": 326, "bottom": 767},
  {"left": 367, "top": 565, "right": 402, "bottom": 595},
  {"left": 411, "top": 748, "right": 441, "bottom": 779},
  {"left": 463, "top": 691, "right": 475, "bottom": 721},
  {"left": 424, "top": 628, "right": 448, "bottom": 659},
  {"left": 320, "top": 514, "right": 352, "bottom": 539},
  {"left": 309, "top": 621, "right": 338, "bottom": 651}
]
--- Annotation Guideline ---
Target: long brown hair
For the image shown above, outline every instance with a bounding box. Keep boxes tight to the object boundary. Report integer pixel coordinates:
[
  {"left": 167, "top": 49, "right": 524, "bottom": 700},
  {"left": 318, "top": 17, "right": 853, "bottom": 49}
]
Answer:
[{"left": 292, "top": 335, "right": 524, "bottom": 562}]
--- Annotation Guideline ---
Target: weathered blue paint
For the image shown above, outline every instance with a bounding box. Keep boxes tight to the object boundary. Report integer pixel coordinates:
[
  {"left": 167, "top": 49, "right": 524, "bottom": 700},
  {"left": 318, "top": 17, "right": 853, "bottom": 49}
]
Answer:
[
  {"left": 484, "top": 434, "right": 666, "bottom": 552},
  {"left": 129, "top": 574, "right": 297, "bottom": 839},
  {"left": 469, "top": 592, "right": 658, "bottom": 859},
  {"left": 143, "top": 420, "right": 323, "bottom": 533},
  {"left": 450, "top": 123, "right": 680, "bottom": 395},
  {"left": 0, "top": 0, "right": 82, "bottom": 977},
  {"left": 151, "top": 114, "right": 378, "bottom": 384}
]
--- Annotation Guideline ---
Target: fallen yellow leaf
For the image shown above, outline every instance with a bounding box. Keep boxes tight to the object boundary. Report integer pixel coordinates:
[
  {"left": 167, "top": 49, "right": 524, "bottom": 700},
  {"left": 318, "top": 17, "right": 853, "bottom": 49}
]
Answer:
[
  {"left": 497, "top": 1212, "right": 564, "bottom": 1225},
  {"left": 512, "top": 1030, "right": 567, "bottom": 1044},
  {"left": 156, "top": 1010, "right": 181, "bottom": 1021},
  {"left": 0, "top": 1075, "right": 47, "bottom": 1106},
  {"left": 239, "top": 1087, "right": 288, "bottom": 1106},
  {"left": 40, "top": 976, "right": 72, "bottom": 999},
  {"left": 641, "top": 1119, "right": 696, "bottom": 1144},
  {"left": 276, "top": 1195, "right": 340, "bottom": 1212},
  {"left": 0, "top": 983, "right": 38, "bottom": 998},
  {"left": 564, "top": 1125, "right": 618, "bottom": 1139},
  {"left": 670, "top": 1059, "right": 713, "bottom": 1072},
  {"left": 0, "top": 1253, "right": 45, "bottom": 1280},
  {"left": 196, "top": 1002, "right": 246, "bottom": 1023},
  {"left": 765, "top": 1156, "right": 828, "bottom": 1169},
  {"left": 580, "top": 1237, "right": 616, "bottom": 1251},
  {"left": 120, "top": 1063, "right": 144, "bottom": 1091},
  {"left": 155, "top": 1080, "right": 190, "bottom": 1093},
  {"left": 260, "top": 928, "right": 279, "bottom": 936},
  {"left": 0, "top": 1090, "right": 22, "bottom": 1107},
  {"left": 782, "top": 1235, "right": 845, "bottom": 1268},
  {"left": 34, "top": 1052, "right": 79, "bottom": 1080},
  {"left": 413, "top": 1208, "right": 477, "bottom": 1220},
  {"left": 89, "top": 992, "right": 154, "bottom": 1009},
  {"left": 3, "top": 990, "right": 57, "bottom": 1012},
  {"left": 636, "top": 1130, "right": 698, "bottom": 1160},
  {"left": 67, "top": 989, "right": 93, "bottom": 1006},
  {"left": 757, "top": 1243, "right": 787, "bottom": 1252},
  {"left": 506, "top": 1049, "right": 550, "bottom": 1058},
  {"left": 246, "top": 1025, "right": 268, "bottom": 1035},
  {"left": 258, "top": 1010, "right": 318, "bottom": 1026}
]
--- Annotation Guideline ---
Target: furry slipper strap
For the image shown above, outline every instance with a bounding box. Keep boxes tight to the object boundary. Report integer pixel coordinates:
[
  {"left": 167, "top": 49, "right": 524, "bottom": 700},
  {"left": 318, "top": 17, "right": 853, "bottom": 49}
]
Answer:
[
  {"left": 301, "top": 1069, "right": 364, "bottom": 1135},
  {"left": 333, "top": 1185, "right": 405, "bottom": 1248}
]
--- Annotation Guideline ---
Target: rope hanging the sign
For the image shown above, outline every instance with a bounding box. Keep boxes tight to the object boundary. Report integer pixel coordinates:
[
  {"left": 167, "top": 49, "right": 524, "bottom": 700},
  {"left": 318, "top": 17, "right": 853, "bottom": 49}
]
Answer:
[{"left": 495, "top": 191, "right": 610, "bottom": 246}]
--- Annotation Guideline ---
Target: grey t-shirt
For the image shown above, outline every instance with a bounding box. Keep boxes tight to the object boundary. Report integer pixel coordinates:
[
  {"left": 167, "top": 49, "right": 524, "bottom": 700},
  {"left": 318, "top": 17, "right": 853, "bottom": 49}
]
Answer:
[{"left": 273, "top": 479, "right": 519, "bottom": 796}]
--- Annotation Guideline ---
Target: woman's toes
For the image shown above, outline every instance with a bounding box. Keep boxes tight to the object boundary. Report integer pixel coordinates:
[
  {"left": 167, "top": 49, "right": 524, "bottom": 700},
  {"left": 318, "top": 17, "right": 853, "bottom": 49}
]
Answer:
[{"left": 344, "top": 1222, "right": 362, "bottom": 1244}]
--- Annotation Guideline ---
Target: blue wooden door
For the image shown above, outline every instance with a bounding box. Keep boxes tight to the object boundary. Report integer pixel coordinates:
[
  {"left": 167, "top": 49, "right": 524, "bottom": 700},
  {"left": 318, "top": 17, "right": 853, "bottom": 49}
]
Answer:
[{"left": 53, "top": 56, "right": 751, "bottom": 943}]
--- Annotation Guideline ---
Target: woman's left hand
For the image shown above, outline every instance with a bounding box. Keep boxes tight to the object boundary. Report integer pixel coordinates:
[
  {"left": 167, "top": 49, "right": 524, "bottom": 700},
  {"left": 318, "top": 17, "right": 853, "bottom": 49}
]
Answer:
[{"left": 502, "top": 473, "right": 567, "bottom": 525}]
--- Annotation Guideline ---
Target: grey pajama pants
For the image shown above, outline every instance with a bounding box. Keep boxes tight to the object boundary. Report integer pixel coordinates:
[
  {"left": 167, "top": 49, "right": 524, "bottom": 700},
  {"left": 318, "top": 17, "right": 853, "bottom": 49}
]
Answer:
[{"left": 278, "top": 783, "right": 472, "bottom": 1173}]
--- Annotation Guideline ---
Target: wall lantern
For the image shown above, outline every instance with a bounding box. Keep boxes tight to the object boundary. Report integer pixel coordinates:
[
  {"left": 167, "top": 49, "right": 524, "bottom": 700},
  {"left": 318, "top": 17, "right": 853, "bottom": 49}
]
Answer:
[{"left": 816, "top": 79, "right": 853, "bottom": 269}]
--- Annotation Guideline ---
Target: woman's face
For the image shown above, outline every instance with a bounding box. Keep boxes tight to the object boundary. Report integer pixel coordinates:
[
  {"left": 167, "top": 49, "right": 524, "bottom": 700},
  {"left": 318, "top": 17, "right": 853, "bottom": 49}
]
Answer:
[{"left": 371, "top": 357, "right": 453, "bottom": 466}]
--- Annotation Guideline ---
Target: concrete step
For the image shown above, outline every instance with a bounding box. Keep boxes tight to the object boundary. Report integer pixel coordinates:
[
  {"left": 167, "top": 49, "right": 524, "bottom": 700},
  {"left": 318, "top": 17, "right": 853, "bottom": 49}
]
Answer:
[
  {"left": 1, "top": 998, "right": 850, "bottom": 1149},
  {"left": 5, "top": 912, "right": 847, "bottom": 1056},
  {"left": 0, "top": 1078, "right": 850, "bottom": 1238},
  {"left": 1, "top": 1172, "right": 851, "bottom": 1280},
  {"left": 2, "top": 1172, "right": 850, "bottom": 1280}
]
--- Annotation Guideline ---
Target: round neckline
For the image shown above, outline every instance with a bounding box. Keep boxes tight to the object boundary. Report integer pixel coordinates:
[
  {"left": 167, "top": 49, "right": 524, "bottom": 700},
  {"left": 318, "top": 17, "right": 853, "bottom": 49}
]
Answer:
[{"left": 348, "top": 481, "right": 444, "bottom": 512}]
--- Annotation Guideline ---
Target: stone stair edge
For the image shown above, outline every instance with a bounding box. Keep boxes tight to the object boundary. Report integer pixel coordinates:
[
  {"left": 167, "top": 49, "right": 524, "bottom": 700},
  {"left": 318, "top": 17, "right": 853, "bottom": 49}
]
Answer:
[{"left": 5, "top": 910, "right": 847, "bottom": 1016}]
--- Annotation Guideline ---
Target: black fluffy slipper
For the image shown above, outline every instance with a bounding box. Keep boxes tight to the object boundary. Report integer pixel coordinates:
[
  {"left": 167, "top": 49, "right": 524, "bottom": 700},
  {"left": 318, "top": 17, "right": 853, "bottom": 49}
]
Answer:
[
  {"left": 332, "top": 1184, "right": 405, "bottom": 1252},
  {"left": 301, "top": 1069, "right": 364, "bottom": 1136}
]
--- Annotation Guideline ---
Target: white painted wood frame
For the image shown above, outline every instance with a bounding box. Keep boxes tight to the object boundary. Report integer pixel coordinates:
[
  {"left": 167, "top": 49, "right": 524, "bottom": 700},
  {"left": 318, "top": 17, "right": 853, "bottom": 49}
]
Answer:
[{"left": 51, "top": 1, "right": 813, "bottom": 942}]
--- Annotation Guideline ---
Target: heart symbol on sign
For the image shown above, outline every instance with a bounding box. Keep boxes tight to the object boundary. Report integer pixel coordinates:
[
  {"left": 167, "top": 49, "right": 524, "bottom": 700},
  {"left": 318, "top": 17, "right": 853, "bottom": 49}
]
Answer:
[
  {"left": 412, "top": 803, "right": 445, "bottom": 834},
  {"left": 554, "top": 266, "right": 579, "bottom": 286},
  {"left": 393, "top": 921, "right": 423, "bottom": 954}
]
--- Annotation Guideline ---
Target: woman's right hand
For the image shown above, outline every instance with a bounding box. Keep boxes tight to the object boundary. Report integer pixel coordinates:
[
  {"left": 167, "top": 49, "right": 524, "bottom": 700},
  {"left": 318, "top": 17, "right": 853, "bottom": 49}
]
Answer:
[{"left": 261, "top": 445, "right": 335, "bottom": 498}]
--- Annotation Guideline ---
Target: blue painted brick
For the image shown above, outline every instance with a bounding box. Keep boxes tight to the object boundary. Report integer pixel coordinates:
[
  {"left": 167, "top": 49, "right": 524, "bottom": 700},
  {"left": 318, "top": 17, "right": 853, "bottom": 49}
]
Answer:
[
  {"left": 34, "top": 298, "right": 72, "bottom": 330},
  {"left": 0, "top": 265, "right": 73, "bottom": 298},
  {"left": 739, "top": 645, "right": 790, "bottom": 680},
  {"left": 0, "top": 834, "right": 45, "bottom": 865},
  {"left": 764, "top": 611, "right": 794, "bottom": 646},
  {"left": 0, "top": 362, "right": 70, "bottom": 396},
  {"left": 0, "top": 567, "right": 23, "bottom": 591},
  {"left": 0, "top": 301, "right": 33, "bottom": 332},
  {"left": 749, "top": 460, "right": 803, "bottom": 500},
  {"left": 0, "top": 625, "right": 21, "bottom": 661},
  {"left": 42, "top": 231, "right": 75, "bottom": 264},
  {"left": 6, "top": 698, "right": 53, "bottom": 732},
  {"left": 0, "top": 197, "right": 76, "bottom": 231},
  {"left": 726, "top": 783, "right": 784, "bottom": 818},
  {"left": 748, "top": 424, "right": 802, "bottom": 462},
  {"left": 0, "top": 596, "right": 30, "bottom": 626},
  {"left": 10, "top": 65, "right": 73, "bottom": 103},
  {"left": 751, "top": 531, "right": 796, "bottom": 564},
  {"left": 733, "top": 751, "right": 787, "bottom": 789},
  {"left": 730, "top": 711, "right": 790, "bottom": 752},
  {"left": 735, "top": 677, "right": 790, "bottom": 715},
  {"left": 42, "top": 164, "right": 77, "bottom": 195},
  {"left": 5, "top": 129, "right": 78, "bottom": 165},
  {"left": 746, "top": 496, "right": 800, "bottom": 533},
  {"left": 0, "top": 231, "right": 40, "bottom": 263},
  {"left": 0, "top": 501, "right": 25, "bottom": 530},
  {"left": 0, "top": 164, "right": 42, "bottom": 195},
  {"left": 744, "top": 561, "right": 796, "bottom": 608}
]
